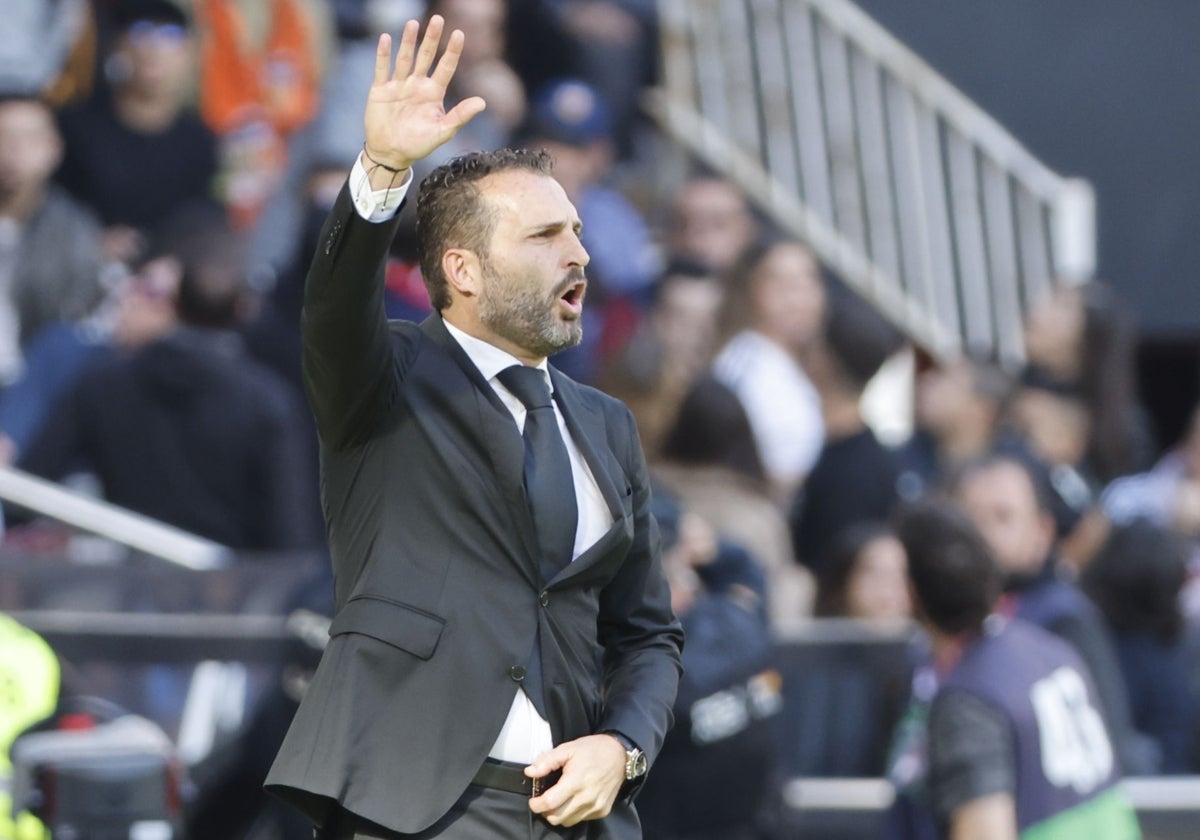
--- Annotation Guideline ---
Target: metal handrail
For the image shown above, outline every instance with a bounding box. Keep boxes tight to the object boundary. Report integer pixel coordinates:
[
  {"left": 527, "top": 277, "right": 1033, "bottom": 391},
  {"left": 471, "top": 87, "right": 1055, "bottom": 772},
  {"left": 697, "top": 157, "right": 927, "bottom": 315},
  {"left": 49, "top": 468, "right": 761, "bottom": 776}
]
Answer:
[
  {"left": 0, "top": 465, "right": 232, "bottom": 570},
  {"left": 650, "top": 0, "right": 1097, "bottom": 365}
]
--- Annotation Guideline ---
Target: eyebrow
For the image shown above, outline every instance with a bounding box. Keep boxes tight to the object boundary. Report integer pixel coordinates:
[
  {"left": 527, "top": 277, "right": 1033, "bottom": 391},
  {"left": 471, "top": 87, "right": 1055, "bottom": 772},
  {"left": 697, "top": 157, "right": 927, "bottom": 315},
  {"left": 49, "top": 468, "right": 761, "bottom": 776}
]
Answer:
[{"left": 527, "top": 219, "right": 584, "bottom": 237}]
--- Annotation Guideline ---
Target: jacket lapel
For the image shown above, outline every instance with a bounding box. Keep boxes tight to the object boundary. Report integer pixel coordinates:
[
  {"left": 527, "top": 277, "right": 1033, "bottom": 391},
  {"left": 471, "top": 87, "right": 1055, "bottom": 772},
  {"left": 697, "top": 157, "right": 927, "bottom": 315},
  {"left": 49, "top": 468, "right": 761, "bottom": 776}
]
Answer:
[{"left": 419, "top": 315, "right": 539, "bottom": 583}]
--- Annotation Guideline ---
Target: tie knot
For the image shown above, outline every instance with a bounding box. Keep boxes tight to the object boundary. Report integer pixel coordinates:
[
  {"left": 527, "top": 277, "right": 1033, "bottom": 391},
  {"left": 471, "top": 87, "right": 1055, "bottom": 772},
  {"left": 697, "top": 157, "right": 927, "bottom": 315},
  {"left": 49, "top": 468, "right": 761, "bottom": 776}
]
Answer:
[{"left": 498, "top": 365, "right": 553, "bottom": 410}]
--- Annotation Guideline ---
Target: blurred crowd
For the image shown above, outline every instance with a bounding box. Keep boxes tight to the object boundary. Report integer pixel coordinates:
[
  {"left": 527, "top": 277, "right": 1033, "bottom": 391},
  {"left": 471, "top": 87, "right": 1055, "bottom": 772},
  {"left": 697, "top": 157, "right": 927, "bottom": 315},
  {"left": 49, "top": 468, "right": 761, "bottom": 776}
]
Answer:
[{"left": 2, "top": 0, "right": 1200, "bottom": 838}]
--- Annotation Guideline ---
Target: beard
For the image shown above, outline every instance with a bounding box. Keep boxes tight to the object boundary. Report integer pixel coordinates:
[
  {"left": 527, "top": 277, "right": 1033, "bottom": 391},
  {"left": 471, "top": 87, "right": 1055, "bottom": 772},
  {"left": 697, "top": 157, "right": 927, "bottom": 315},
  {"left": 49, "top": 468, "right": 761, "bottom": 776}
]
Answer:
[{"left": 478, "top": 262, "right": 585, "bottom": 359}]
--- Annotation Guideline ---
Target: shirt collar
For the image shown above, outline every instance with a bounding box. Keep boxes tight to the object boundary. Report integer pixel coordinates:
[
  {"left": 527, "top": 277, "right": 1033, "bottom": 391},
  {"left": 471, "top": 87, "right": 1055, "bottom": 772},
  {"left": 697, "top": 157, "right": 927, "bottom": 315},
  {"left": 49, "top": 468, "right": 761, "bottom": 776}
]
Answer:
[{"left": 442, "top": 318, "right": 553, "bottom": 393}]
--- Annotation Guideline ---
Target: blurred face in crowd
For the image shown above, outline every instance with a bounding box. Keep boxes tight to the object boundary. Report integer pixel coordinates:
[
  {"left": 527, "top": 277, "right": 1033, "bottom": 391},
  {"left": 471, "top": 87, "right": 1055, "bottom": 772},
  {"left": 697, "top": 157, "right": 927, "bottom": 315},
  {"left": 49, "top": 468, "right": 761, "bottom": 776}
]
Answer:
[
  {"left": 915, "top": 359, "right": 976, "bottom": 434},
  {"left": 468, "top": 170, "right": 589, "bottom": 360},
  {"left": 749, "top": 242, "right": 825, "bottom": 353},
  {"left": 843, "top": 535, "right": 911, "bottom": 623},
  {"left": 955, "top": 461, "right": 1055, "bottom": 576},
  {"left": 114, "top": 256, "right": 181, "bottom": 348},
  {"left": 653, "top": 273, "right": 724, "bottom": 377},
  {"left": 1008, "top": 387, "right": 1091, "bottom": 468},
  {"left": 668, "top": 178, "right": 758, "bottom": 275},
  {"left": 114, "top": 19, "right": 194, "bottom": 101},
  {"left": 0, "top": 99, "right": 62, "bottom": 203},
  {"left": 1024, "top": 285, "right": 1085, "bottom": 374}
]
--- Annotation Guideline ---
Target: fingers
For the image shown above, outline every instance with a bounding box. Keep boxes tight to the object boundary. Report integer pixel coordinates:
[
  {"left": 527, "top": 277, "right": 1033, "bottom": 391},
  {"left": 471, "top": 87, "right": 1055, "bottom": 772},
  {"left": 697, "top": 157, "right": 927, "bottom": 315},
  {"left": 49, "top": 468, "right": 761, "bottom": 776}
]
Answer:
[
  {"left": 393, "top": 19, "right": 419, "bottom": 79},
  {"left": 412, "top": 14, "right": 446, "bottom": 77},
  {"left": 444, "top": 95, "right": 487, "bottom": 131},
  {"left": 430, "top": 28, "right": 466, "bottom": 89},
  {"left": 373, "top": 33, "right": 392, "bottom": 86},
  {"left": 525, "top": 746, "right": 568, "bottom": 779}
]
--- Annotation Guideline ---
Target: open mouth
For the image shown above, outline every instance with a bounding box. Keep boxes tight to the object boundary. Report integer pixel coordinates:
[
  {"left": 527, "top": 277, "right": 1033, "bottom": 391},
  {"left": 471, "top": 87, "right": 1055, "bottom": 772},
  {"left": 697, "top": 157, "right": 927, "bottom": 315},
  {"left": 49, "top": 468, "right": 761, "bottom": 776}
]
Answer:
[{"left": 558, "top": 280, "right": 587, "bottom": 316}]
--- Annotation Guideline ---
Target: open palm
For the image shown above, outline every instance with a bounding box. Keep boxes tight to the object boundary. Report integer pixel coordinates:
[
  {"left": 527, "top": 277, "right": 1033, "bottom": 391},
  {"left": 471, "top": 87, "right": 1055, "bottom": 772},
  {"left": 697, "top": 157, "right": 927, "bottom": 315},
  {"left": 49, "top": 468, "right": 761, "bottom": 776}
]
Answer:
[{"left": 363, "top": 15, "right": 487, "bottom": 172}]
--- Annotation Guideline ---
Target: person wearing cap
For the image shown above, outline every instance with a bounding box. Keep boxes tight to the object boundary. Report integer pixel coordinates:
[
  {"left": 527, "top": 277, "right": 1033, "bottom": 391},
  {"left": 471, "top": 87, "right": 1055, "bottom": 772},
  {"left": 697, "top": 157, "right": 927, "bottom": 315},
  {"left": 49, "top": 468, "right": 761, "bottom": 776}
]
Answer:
[{"left": 265, "top": 16, "right": 682, "bottom": 839}]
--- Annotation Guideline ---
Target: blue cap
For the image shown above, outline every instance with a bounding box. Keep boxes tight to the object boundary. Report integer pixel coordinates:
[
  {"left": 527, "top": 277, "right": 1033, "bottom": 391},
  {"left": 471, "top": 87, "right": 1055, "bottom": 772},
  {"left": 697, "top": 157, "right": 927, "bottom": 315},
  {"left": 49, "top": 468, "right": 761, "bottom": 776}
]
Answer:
[{"left": 527, "top": 79, "right": 612, "bottom": 147}]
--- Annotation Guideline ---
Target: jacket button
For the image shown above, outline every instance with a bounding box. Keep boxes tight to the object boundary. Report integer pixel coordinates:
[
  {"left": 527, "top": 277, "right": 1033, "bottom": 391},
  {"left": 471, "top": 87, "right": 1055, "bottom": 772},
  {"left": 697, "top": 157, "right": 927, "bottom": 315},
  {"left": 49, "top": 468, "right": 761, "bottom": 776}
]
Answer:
[
  {"left": 509, "top": 665, "right": 526, "bottom": 682},
  {"left": 539, "top": 591, "right": 550, "bottom": 607}
]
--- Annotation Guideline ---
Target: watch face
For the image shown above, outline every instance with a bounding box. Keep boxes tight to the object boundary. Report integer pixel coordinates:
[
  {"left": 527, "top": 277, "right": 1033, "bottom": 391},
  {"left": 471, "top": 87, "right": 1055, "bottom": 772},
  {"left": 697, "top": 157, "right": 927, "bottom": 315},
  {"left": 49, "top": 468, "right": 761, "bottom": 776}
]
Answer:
[{"left": 629, "top": 750, "right": 648, "bottom": 778}]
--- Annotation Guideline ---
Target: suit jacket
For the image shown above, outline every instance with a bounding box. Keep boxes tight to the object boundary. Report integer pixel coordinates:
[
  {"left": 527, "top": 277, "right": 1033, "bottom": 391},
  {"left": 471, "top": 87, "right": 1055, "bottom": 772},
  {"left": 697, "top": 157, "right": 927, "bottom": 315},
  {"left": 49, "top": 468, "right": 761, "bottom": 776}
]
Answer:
[{"left": 265, "top": 183, "right": 684, "bottom": 836}]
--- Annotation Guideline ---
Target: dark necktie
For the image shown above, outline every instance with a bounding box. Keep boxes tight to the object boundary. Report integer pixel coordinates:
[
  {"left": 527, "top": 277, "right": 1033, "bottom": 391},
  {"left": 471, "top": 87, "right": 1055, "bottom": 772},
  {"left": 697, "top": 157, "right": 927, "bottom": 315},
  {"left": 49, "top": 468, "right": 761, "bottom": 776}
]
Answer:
[{"left": 497, "top": 365, "right": 578, "bottom": 581}]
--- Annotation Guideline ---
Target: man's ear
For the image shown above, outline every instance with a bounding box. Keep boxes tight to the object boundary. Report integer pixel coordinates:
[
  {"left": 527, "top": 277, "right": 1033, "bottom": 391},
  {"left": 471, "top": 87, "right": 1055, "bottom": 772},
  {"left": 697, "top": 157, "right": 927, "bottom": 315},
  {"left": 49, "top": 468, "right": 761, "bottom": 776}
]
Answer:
[{"left": 443, "top": 249, "right": 481, "bottom": 299}]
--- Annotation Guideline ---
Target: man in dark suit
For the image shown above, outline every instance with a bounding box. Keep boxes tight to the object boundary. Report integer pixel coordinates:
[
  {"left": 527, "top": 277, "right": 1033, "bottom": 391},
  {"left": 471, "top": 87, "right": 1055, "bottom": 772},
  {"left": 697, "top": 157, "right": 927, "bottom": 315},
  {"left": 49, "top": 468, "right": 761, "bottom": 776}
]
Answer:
[{"left": 265, "top": 16, "right": 684, "bottom": 839}]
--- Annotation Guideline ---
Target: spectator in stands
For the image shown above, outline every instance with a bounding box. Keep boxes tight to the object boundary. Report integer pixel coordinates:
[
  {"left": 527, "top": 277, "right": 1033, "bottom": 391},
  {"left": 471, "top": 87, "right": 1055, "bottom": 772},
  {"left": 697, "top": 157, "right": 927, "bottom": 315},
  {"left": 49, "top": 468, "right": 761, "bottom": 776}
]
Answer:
[
  {"left": 0, "top": 252, "right": 178, "bottom": 464},
  {"left": 712, "top": 240, "right": 826, "bottom": 499},
  {"left": 666, "top": 174, "right": 760, "bottom": 278},
  {"left": 55, "top": 0, "right": 218, "bottom": 263},
  {"left": 894, "top": 354, "right": 1011, "bottom": 501},
  {"left": 0, "top": 93, "right": 104, "bottom": 386},
  {"left": 19, "top": 203, "right": 321, "bottom": 553},
  {"left": 1083, "top": 520, "right": 1197, "bottom": 774},
  {"left": 635, "top": 492, "right": 780, "bottom": 840},
  {"left": 599, "top": 259, "right": 724, "bottom": 457},
  {"left": 1103, "top": 403, "right": 1200, "bottom": 566},
  {"left": 789, "top": 292, "right": 905, "bottom": 574},
  {"left": 887, "top": 500, "right": 1139, "bottom": 840},
  {"left": 950, "top": 453, "right": 1150, "bottom": 774},
  {"left": 656, "top": 376, "right": 810, "bottom": 629},
  {"left": 548, "top": 0, "right": 656, "bottom": 158},
  {"left": 1023, "top": 281, "right": 1153, "bottom": 484},
  {"left": 815, "top": 522, "right": 910, "bottom": 625},
  {"left": 521, "top": 77, "right": 658, "bottom": 381}
]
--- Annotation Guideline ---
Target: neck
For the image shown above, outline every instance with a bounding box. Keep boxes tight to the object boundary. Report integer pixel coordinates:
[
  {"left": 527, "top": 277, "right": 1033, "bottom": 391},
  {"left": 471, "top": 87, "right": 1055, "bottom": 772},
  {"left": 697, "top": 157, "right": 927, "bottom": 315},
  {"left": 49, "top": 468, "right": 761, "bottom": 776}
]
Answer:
[
  {"left": 821, "top": 392, "right": 864, "bottom": 437},
  {"left": 938, "top": 417, "right": 992, "bottom": 464},
  {"left": 114, "top": 89, "right": 180, "bottom": 133},
  {"left": 441, "top": 308, "right": 546, "bottom": 367},
  {"left": 0, "top": 182, "right": 46, "bottom": 222}
]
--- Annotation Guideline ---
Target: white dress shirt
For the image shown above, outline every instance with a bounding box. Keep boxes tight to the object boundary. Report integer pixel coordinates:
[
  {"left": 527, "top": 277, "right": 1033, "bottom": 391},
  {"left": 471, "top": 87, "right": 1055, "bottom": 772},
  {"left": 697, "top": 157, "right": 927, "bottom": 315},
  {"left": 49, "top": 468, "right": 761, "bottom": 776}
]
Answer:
[{"left": 348, "top": 153, "right": 613, "bottom": 762}]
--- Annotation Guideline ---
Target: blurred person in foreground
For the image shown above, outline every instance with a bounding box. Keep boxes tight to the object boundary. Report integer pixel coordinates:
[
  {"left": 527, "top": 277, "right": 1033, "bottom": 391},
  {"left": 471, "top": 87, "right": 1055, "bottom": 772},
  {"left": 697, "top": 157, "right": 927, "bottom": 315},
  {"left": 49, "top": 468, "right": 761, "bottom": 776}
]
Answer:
[
  {"left": 0, "top": 93, "right": 104, "bottom": 387},
  {"left": 635, "top": 494, "right": 780, "bottom": 840},
  {"left": 950, "top": 453, "right": 1148, "bottom": 774},
  {"left": 712, "top": 239, "right": 827, "bottom": 501},
  {"left": 18, "top": 203, "right": 320, "bottom": 553},
  {"left": 886, "top": 500, "right": 1140, "bottom": 840},
  {"left": 789, "top": 292, "right": 905, "bottom": 575},
  {"left": 264, "top": 16, "right": 682, "bottom": 838}
]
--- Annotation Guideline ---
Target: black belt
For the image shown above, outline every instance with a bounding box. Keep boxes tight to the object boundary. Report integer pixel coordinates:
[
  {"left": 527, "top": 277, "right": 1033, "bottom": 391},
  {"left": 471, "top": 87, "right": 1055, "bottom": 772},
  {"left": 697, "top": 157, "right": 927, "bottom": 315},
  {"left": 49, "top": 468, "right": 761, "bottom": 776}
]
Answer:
[{"left": 471, "top": 758, "right": 562, "bottom": 797}]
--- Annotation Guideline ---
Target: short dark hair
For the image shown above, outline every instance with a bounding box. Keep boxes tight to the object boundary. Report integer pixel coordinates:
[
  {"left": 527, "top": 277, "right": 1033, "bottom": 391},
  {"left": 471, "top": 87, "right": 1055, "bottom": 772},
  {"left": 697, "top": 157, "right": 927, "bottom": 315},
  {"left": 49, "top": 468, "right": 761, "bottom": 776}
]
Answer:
[
  {"left": 415, "top": 148, "right": 554, "bottom": 311},
  {"left": 946, "top": 450, "right": 1055, "bottom": 516},
  {"left": 823, "top": 292, "right": 904, "bottom": 392},
  {"left": 1082, "top": 520, "right": 1188, "bottom": 643},
  {"left": 659, "top": 375, "right": 769, "bottom": 488},
  {"left": 149, "top": 201, "right": 246, "bottom": 329},
  {"left": 894, "top": 499, "right": 1001, "bottom": 635}
]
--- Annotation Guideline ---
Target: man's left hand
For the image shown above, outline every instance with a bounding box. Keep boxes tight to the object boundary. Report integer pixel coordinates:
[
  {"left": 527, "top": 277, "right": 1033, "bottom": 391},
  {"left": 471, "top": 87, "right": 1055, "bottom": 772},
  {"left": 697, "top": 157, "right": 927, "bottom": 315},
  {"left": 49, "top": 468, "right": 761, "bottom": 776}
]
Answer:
[{"left": 526, "top": 733, "right": 628, "bottom": 826}]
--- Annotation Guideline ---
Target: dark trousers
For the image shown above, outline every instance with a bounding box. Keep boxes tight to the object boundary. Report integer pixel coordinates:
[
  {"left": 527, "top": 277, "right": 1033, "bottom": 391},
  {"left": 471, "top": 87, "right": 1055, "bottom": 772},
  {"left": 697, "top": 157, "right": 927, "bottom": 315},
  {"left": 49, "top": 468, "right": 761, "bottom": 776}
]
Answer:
[{"left": 315, "top": 785, "right": 587, "bottom": 840}]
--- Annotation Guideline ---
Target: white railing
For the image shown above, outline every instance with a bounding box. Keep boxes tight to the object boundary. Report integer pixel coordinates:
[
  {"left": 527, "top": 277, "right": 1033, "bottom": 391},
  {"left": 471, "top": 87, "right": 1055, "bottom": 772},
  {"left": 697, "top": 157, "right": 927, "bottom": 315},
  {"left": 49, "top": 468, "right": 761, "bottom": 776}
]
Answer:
[
  {"left": 0, "top": 465, "right": 231, "bottom": 570},
  {"left": 648, "top": 0, "right": 1096, "bottom": 365}
]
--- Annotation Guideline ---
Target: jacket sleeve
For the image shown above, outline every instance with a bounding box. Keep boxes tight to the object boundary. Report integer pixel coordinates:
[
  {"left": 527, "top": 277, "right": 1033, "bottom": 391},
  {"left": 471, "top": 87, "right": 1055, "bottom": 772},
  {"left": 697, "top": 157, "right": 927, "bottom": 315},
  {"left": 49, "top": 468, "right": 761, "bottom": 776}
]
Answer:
[
  {"left": 300, "top": 181, "right": 412, "bottom": 451},
  {"left": 596, "top": 403, "right": 685, "bottom": 781}
]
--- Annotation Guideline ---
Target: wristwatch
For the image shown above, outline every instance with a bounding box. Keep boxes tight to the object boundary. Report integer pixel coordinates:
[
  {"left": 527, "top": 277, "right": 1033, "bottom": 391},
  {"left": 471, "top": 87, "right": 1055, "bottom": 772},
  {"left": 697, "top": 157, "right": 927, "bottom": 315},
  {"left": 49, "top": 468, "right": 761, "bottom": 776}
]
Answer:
[{"left": 608, "top": 731, "right": 648, "bottom": 780}]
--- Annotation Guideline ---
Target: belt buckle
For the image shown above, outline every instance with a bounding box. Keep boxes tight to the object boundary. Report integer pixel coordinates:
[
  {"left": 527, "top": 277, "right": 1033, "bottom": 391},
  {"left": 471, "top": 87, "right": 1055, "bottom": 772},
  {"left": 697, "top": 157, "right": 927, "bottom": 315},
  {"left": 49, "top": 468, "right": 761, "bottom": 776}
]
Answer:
[{"left": 530, "top": 770, "right": 559, "bottom": 798}]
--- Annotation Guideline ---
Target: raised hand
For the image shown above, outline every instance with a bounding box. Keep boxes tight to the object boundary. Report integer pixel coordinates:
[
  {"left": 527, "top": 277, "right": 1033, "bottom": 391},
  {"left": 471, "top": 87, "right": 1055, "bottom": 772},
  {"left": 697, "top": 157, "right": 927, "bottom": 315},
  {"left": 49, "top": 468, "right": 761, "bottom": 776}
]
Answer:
[{"left": 363, "top": 15, "right": 487, "bottom": 177}]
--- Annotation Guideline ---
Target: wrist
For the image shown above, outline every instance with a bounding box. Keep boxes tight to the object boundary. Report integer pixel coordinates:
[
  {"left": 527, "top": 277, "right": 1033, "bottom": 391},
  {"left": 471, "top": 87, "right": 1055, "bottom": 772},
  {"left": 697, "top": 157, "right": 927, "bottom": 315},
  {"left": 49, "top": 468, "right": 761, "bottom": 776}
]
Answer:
[{"left": 362, "top": 145, "right": 413, "bottom": 174}]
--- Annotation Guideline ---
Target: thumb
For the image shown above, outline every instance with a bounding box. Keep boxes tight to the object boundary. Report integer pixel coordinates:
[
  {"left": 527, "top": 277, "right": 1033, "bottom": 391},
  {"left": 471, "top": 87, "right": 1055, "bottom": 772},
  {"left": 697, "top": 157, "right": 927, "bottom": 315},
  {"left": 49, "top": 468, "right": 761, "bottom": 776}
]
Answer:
[
  {"left": 444, "top": 96, "right": 487, "bottom": 132},
  {"left": 525, "top": 744, "right": 569, "bottom": 778}
]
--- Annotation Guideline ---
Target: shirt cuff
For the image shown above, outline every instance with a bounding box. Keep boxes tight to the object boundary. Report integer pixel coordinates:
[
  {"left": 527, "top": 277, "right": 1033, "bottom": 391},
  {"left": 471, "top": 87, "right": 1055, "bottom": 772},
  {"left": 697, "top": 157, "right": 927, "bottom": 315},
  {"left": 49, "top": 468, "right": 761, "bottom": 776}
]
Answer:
[{"left": 348, "top": 152, "right": 414, "bottom": 222}]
